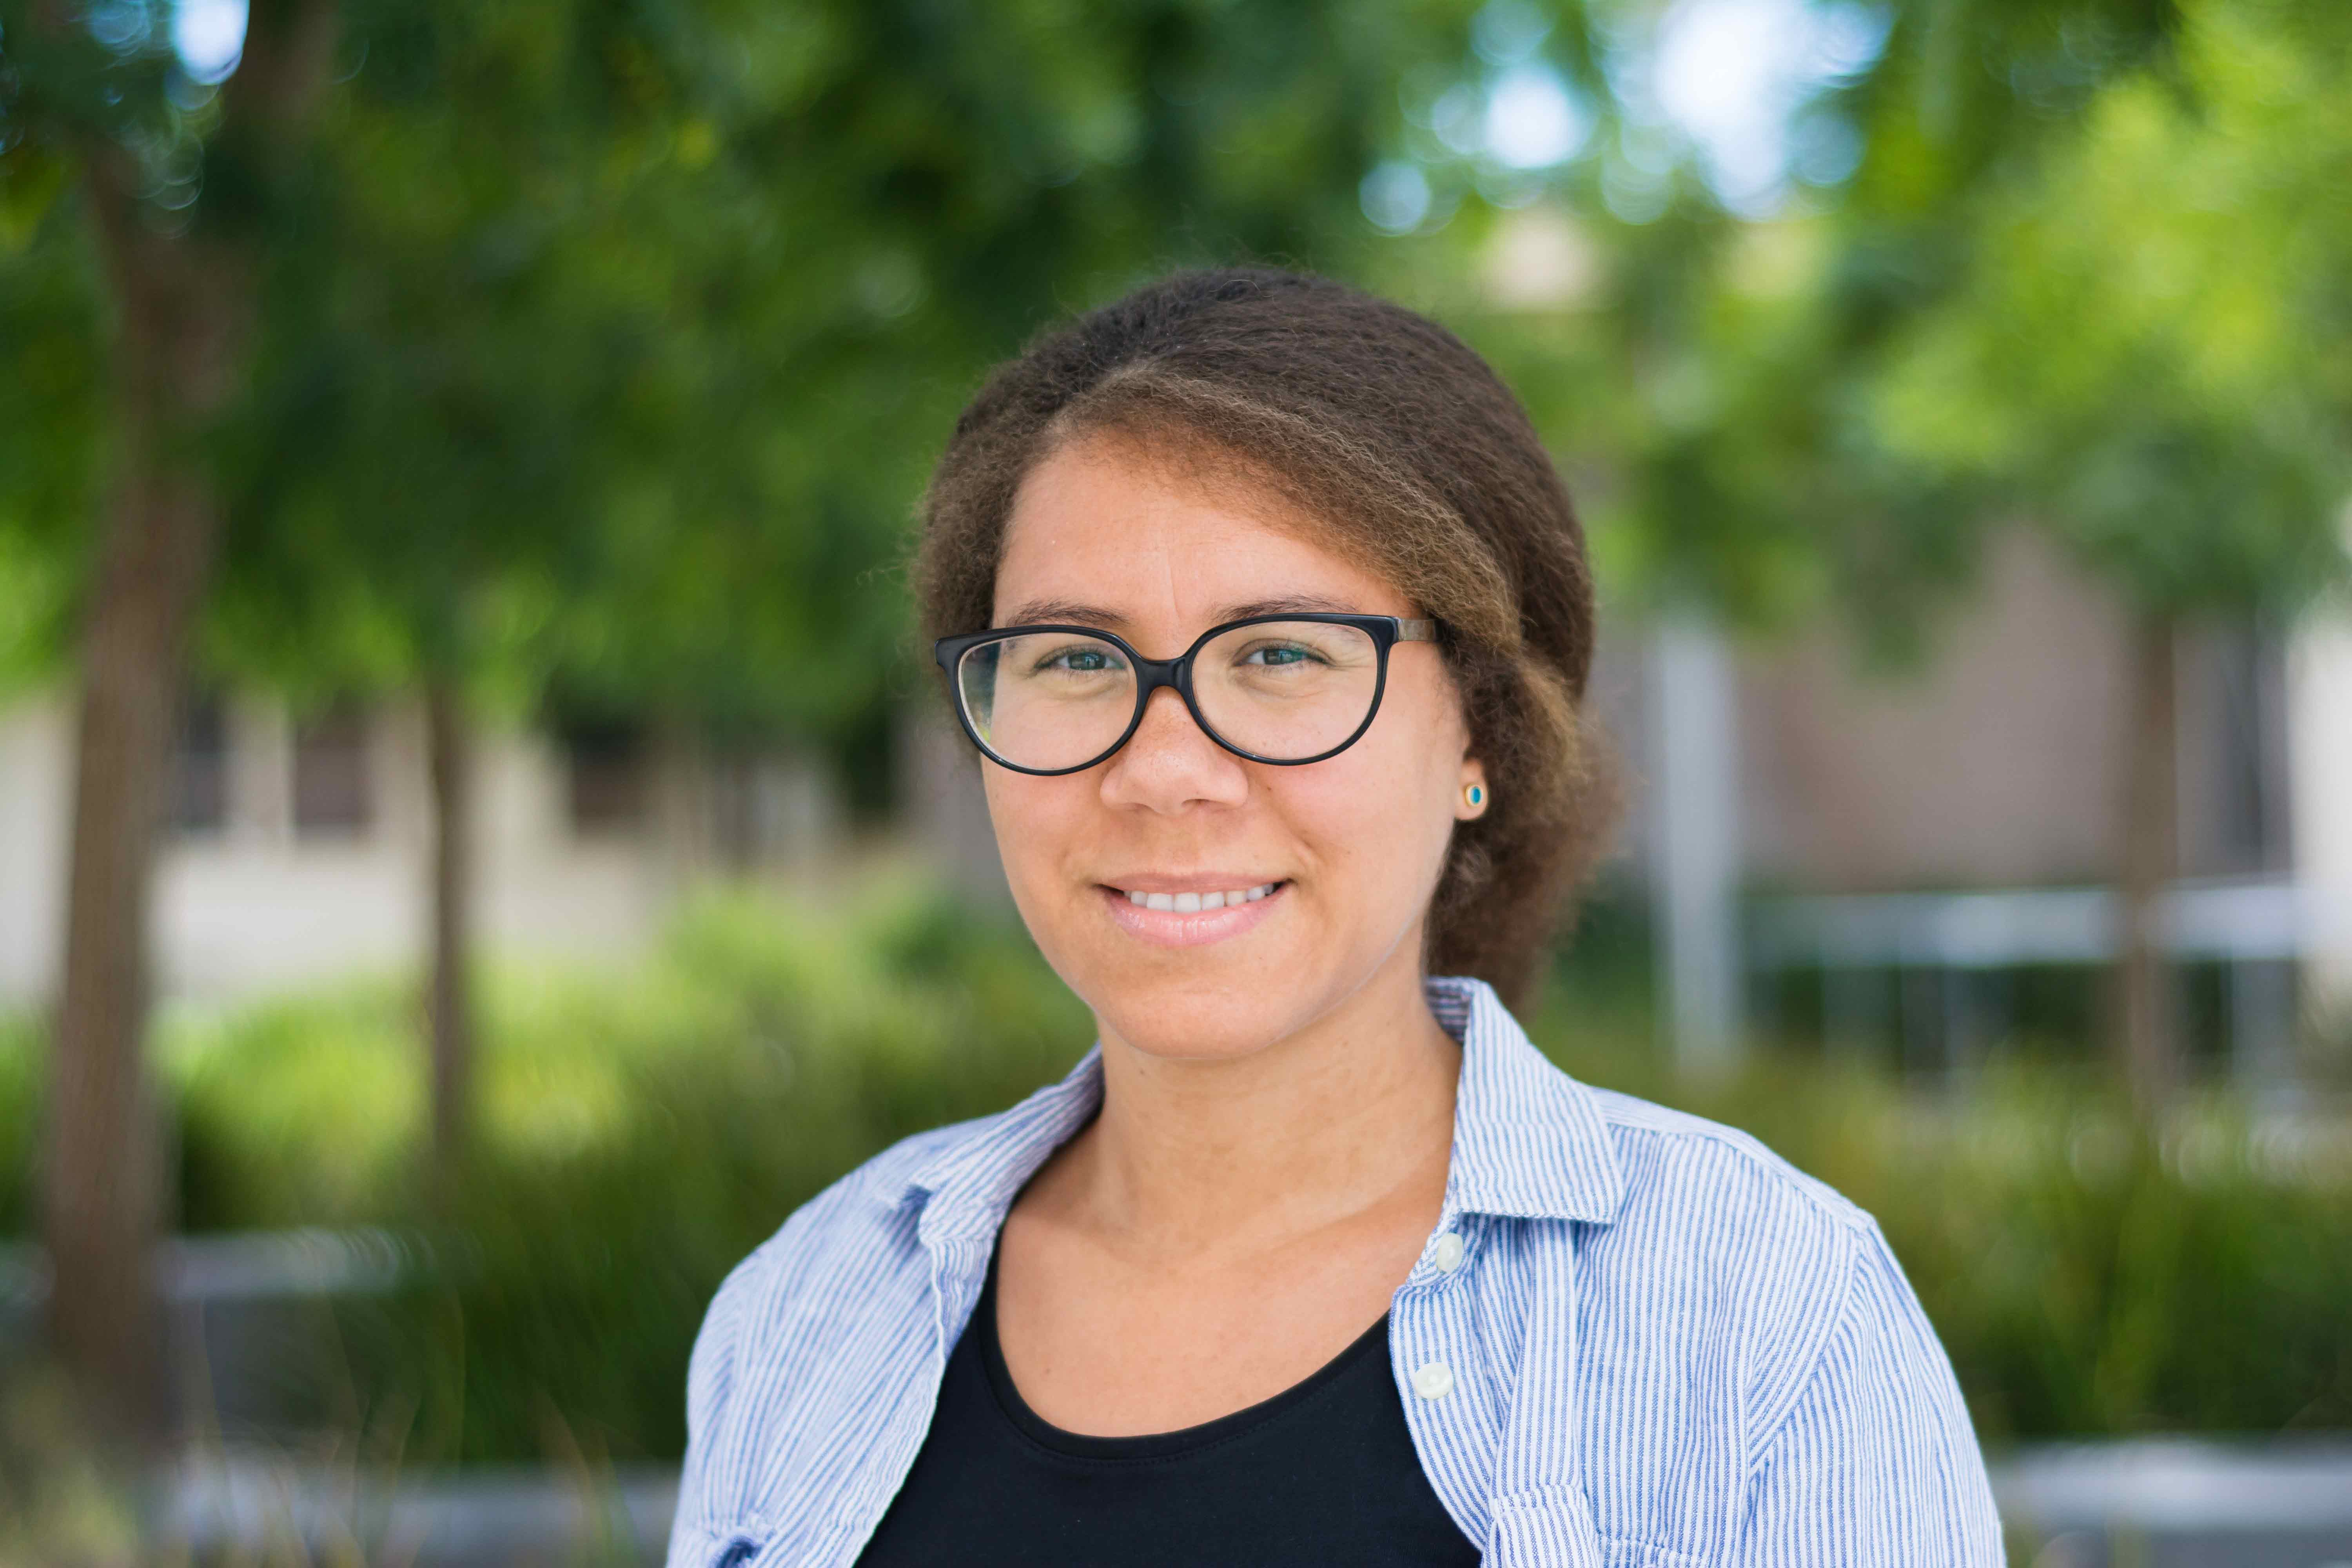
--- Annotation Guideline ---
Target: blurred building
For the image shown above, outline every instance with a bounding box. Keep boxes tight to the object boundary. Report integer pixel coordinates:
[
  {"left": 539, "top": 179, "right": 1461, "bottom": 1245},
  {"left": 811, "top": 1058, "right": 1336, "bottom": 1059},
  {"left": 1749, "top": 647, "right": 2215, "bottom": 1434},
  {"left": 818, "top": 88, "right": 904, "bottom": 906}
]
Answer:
[
  {"left": 0, "top": 695, "right": 837, "bottom": 1004},
  {"left": 1596, "top": 526, "right": 2352, "bottom": 1074}
]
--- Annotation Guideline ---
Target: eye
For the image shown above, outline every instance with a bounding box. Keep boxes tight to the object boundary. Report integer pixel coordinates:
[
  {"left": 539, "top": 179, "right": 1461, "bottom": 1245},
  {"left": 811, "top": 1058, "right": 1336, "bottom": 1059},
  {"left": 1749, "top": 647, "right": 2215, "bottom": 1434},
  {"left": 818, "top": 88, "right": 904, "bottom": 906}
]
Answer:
[
  {"left": 1032, "top": 643, "right": 1124, "bottom": 674},
  {"left": 1238, "top": 642, "right": 1321, "bottom": 668}
]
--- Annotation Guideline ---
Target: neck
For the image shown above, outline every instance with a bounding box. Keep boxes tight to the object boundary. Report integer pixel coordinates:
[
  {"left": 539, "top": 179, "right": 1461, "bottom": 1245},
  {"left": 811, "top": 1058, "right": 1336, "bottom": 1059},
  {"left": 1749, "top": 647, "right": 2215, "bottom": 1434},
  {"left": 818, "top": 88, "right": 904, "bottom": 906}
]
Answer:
[{"left": 1073, "top": 950, "right": 1461, "bottom": 1263}]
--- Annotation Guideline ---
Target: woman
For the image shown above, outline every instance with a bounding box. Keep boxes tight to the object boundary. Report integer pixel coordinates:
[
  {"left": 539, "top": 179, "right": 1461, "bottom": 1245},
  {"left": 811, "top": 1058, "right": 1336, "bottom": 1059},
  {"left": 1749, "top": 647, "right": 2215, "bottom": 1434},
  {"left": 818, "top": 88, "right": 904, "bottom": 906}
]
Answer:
[{"left": 668, "top": 269, "right": 2004, "bottom": 1567}]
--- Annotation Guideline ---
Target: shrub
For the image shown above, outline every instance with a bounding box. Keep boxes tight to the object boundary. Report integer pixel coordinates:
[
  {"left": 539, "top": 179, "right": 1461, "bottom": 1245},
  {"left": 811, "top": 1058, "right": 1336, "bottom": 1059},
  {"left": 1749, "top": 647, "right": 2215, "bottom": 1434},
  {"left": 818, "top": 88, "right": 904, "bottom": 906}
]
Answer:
[
  {"left": 1527, "top": 1000, "right": 2352, "bottom": 1443},
  {"left": 157, "top": 880, "right": 1090, "bottom": 1461},
  {"left": 2, "top": 882, "right": 2347, "bottom": 1461}
]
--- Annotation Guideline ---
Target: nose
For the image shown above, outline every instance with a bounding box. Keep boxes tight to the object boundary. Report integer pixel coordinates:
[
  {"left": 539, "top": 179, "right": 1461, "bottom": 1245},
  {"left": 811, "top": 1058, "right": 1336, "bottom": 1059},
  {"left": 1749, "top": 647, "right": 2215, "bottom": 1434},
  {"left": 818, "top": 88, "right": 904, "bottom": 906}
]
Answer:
[{"left": 1097, "top": 685, "right": 1249, "bottom": 813}]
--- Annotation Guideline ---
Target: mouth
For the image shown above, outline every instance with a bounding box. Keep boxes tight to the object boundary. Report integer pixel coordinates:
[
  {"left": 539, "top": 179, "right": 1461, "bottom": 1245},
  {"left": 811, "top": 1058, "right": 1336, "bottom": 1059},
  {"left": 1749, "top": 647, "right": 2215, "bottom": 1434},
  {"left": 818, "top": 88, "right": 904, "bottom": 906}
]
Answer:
[{"left": 1097, "top": 879, "right": 1288, "bottom": 948}]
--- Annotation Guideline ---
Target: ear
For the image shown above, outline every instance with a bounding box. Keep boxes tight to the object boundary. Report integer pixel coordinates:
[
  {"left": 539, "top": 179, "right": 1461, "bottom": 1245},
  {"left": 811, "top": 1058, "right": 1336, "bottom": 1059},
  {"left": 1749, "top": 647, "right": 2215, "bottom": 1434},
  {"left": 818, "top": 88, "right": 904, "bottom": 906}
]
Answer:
[{"left": 1455, "top": 757, "right": 1490, "bottom": 821}]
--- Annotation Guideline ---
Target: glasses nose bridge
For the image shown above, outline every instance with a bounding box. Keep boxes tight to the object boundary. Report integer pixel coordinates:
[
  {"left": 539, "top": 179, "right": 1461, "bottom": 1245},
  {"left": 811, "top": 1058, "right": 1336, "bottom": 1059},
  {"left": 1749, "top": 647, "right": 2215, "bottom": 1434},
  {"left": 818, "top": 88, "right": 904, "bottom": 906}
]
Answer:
[
  {"left": 1119, "top": 648, "right": 1221, "bottom": 759},
  {"left": 1131, "top": 646, "right": 1194, "bottom": 702}
]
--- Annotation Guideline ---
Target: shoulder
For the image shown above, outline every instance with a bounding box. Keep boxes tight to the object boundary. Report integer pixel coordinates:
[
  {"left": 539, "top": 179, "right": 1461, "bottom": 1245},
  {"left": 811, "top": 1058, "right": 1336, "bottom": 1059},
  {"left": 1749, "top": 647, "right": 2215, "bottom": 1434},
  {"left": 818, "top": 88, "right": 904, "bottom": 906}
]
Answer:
[
  {"left": 1566, "top": 1097, "right": 1996, "bottom": 1549},
  {"left": 1497, "top": 1081, "right": 1995, "bottom": 1556},
  {"left": 1575, "top": 1082, "right": 1880, "bottom": 1311},
  {"left": 673, "top": 1109, "right": 1023, "bottom": 1545},
  {"left": 682, "top": 1045, "right": 1104, "bottom": 1481},
  {"left": 703, "top": 1111, "right": 993, "bottom": 1326},
  {"left": 1587, "top": 1084, "right": 1871, "bottom": 1243},
  {"left": 682, "top": 1111, "right": 999, "bottom": 1422},
  {"left": 1568, "top": 1085, "right": 1905, "bottom": 1448}
]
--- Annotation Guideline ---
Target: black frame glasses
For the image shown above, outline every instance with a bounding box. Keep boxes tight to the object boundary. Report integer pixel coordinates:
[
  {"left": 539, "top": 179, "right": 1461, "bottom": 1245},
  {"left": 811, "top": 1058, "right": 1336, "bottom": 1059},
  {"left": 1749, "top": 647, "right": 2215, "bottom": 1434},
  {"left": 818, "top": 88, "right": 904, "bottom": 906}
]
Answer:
[{"left": 934, "top": 613, "right": 1440, "bottom": 776}]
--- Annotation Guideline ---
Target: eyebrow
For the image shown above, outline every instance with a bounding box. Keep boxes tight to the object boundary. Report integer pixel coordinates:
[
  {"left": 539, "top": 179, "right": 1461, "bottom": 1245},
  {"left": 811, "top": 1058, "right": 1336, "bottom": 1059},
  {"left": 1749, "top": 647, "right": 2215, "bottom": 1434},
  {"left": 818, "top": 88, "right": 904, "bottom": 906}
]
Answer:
[{"left": 995, "top": 593, "right": 1367, "bottom": 630}]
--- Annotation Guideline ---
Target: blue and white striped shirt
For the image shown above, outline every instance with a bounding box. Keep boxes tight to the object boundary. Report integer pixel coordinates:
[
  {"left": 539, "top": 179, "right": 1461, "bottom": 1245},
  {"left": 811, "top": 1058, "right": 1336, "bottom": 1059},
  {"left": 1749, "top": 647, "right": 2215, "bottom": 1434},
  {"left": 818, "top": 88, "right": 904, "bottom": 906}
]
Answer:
[{"left": 669, "top": 975, "right": 2005, "bottom": 1566}]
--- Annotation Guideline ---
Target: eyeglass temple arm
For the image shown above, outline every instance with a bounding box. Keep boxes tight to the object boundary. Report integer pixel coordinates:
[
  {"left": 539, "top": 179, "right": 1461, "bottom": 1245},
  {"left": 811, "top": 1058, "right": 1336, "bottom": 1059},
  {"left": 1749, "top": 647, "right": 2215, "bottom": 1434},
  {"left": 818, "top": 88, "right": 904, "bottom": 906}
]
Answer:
[{"left": 1397, "top": 619, "right": 1438, "bottom": 642}]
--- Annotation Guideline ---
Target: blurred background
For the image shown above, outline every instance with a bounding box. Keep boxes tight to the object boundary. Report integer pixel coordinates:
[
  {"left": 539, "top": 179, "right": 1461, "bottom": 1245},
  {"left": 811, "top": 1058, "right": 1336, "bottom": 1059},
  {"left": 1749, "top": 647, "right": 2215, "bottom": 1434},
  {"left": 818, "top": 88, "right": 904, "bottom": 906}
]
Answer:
[{"left": 2, "top": 0, "right": 2350, "bottom": 1562}]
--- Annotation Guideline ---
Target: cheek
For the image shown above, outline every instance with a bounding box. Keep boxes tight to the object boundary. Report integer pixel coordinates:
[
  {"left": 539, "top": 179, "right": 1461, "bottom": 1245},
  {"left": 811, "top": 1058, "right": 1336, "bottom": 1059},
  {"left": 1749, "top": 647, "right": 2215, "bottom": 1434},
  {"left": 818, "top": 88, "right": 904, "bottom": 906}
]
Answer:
[
  {"left": 1276, "top": 725, "right": 1459, "bottom": 891},
  {"left": 980, "top": 770, "right": 1085, "bottom": 889}
]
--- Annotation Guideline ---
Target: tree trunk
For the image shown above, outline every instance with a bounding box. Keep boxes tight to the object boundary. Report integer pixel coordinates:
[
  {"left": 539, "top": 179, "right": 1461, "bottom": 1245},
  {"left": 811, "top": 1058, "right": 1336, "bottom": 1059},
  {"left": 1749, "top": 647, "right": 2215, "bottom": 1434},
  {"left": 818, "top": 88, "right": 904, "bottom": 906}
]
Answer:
[
  {"left": 2115, "top": 610, "right": 2180, "bottom": 1120},
  {"left": 425, "top": 677, "right": 475, "bottom": 1200},
  {"left": 39, "top": 0, "right": 340, "bottom": 1447},
  {"left": 45, "top": 147, "right": 253, "bottom": 1450},
  {"left": 45, "top": 446, "right": 212, "bottom": 1449}
]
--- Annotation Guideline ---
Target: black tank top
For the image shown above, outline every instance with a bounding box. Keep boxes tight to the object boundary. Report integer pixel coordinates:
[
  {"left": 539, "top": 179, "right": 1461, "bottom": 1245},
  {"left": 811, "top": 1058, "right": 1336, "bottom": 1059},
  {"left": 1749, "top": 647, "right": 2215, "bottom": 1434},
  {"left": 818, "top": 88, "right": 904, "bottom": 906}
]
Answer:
[{"left": 856, "top": 1250, "right": 1480, "bottom": 1566}]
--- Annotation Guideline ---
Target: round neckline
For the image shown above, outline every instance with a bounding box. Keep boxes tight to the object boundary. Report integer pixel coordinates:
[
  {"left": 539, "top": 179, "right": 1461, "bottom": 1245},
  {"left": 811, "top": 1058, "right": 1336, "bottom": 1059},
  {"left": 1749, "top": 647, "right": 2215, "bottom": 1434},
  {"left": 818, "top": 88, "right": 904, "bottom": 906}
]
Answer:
[{"left": 974, "top": 1246, "right": 1393, "bottom": 1463}]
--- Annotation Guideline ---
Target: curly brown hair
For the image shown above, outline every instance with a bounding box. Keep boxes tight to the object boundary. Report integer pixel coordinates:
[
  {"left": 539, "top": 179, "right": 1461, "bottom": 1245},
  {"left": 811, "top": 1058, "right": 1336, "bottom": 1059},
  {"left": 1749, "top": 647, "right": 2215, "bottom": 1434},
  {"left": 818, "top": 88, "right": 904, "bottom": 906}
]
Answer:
[{"left": 914, "top": 266, "right": 1619, "bottom": 1008}]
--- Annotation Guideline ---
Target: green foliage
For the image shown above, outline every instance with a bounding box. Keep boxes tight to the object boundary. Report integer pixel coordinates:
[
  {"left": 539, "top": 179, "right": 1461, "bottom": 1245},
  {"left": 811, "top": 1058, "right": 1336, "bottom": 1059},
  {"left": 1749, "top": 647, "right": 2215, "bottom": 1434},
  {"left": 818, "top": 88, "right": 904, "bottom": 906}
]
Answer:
[
  {"left": 1487, "top": 0, "right": 2352, "bottom": 658},
  {"left": 4, "top": 0, "right": 2351, "bottom": 1468},
  {"left": 9, "top": 0, "right": 2339, "bottom": 757},
  {"left": 1544, "top": 1017, "right": 2352, "bottom": 1439},
  {"left": 150, "top": 882, "right": 1093, "bottom": 1461},
  {"left": 4, "top": 0, "right": 1497, "bottom": 755},
  {"left": 1865, "top": 0, "right": 2352, "bottom": 619},
  {"left": 7, "top": 892, "right": 2349, "bottom": 1458},
  {"left": 0, "top": 162, "right": 99, "bottom": 695},
  {"left": 1843, "top": 0, "right": 2184, "bottom": 218},
  {"left": 168, "top": 982, "right": 428, "bottom": 1230}
]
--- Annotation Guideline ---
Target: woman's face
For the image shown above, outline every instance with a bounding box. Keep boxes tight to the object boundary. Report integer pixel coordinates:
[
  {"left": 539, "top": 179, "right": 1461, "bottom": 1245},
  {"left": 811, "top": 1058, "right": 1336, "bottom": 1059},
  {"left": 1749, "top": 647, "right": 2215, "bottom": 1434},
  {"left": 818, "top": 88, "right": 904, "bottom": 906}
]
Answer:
[{"left": 982, "top": 432, "right": 1487, "bottom": 1063}]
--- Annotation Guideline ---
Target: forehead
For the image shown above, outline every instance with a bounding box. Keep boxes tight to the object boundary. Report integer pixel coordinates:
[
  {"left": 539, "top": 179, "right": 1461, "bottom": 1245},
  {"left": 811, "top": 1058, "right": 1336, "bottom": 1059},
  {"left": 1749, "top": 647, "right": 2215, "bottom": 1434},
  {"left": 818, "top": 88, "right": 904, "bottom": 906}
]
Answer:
[{"left": 993, "top": 433, "right": 1411, "bottom": 631}]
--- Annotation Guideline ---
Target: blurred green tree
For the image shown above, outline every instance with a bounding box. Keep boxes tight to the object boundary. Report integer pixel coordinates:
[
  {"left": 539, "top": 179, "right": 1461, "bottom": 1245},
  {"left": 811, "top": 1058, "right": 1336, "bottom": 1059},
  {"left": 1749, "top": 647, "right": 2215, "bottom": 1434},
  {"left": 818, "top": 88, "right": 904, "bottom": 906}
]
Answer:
[
  {"left": 218, "top": 0, "right": 1508, "bottom": 1180},
  {"left": 1, "top": 0, "right": 345, "bottom": 1443},
  {"left": 0, "top": 0, "right": 1498, "bottom": 1437},
  {"left": 1860, "top": 0, "right": 2352, "bottom": 1109},
  {"left": 1441, "top": 0, "right": 2348, "bottom": 1105}
]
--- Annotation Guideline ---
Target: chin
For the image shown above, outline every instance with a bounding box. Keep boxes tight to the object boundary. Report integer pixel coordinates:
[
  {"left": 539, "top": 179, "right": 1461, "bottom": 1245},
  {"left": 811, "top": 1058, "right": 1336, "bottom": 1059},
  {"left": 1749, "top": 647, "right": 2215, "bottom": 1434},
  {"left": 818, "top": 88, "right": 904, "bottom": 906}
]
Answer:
[
  {"left": 1054, "top": 938, "right": 1318, "bottom": 1063},
  {"left": 1090, "top": 980, "right": 1295, "bottom": 1062}
]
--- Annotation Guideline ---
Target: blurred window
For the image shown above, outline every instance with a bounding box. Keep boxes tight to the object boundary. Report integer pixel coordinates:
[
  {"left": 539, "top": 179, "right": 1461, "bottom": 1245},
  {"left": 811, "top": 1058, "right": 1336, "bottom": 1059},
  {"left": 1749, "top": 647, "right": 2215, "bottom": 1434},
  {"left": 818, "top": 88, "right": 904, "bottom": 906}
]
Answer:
[
  {"left": 2210, "top": 626, "right": 2290, "bottom": 874},
  {"left": 563, "top": 717, "right": 650, "bottom": 835},
  {"left": 170, "top": 692, "right": 229, "bottom": 835},
  {"left": 293, "top": 704, "right": 374, "bottom": 837}
]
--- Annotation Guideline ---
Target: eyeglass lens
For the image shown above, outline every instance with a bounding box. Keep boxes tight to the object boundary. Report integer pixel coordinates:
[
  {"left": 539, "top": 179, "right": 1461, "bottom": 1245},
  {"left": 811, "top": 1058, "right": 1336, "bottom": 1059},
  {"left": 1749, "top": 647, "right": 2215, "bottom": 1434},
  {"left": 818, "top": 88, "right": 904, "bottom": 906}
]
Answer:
[{"left": 955, "top": 620, "right": 1383, "bottom": 771}]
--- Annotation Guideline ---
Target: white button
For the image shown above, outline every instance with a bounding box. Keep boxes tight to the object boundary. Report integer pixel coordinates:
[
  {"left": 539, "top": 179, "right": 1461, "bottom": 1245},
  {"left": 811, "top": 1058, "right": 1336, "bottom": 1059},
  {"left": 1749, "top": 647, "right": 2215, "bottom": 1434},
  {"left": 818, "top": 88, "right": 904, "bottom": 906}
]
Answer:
[
  {"left": 1411, "top": 1360, "right": 1454, "bottom": 1400},
  {"left": 1429, "top": 1232, "right": 1465, "bottom": 1273}
]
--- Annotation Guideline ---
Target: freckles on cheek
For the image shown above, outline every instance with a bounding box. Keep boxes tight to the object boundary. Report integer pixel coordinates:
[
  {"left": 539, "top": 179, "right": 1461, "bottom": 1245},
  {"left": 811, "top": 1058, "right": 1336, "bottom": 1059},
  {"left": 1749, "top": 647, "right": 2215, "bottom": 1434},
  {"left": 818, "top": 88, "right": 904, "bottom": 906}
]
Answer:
[
  {"left": 1290, "top": 731, "right": 1457, "bottom": 891},
  {"left": 1278, "top": 760, "right": 1415, "bottom": 880},
  {"left": 989, "top": 779, "right": 1122, "bottom": 944}
]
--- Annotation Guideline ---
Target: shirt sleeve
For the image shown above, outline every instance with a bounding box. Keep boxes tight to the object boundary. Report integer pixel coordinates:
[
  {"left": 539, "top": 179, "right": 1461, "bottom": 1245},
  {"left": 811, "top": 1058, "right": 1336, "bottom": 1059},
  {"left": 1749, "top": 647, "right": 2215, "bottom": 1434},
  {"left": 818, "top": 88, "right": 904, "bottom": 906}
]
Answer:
[
  {"left": 1738, "top": 1220, "right": 2007, "bottom": 1566},
  {"left": 666, "top": 1256, "right": 760, "bottom": 1568}
]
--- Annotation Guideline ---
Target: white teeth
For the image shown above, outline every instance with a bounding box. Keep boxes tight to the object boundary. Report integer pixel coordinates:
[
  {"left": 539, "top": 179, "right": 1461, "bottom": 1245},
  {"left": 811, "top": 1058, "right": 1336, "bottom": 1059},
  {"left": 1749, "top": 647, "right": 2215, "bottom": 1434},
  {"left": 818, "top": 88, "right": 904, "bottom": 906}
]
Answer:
[{"left": 1122, "top": 883, "right": 1277, "bottom": 912}]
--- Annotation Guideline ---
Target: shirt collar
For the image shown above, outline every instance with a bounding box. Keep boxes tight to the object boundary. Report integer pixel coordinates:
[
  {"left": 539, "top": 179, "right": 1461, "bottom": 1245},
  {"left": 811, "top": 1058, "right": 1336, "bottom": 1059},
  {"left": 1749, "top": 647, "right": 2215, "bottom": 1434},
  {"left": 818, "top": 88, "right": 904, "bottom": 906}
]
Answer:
[
  {"left": 904, "top": 973, "right": 1624, "bottom": 1245},
  {"left": 906, "top": 1042, "right": 1107, "bottom": 1248},
  {"left": 1426, "top": 973, "right": 1624, "bottom": 1223}
]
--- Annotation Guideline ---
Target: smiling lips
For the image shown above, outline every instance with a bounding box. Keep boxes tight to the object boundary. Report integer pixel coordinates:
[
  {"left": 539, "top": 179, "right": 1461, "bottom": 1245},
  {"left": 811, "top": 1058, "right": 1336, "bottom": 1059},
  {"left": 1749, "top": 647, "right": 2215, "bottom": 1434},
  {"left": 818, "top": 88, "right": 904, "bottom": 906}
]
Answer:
[{"left": 1100, "top": 880, "right": 1287, "bottom": 947}]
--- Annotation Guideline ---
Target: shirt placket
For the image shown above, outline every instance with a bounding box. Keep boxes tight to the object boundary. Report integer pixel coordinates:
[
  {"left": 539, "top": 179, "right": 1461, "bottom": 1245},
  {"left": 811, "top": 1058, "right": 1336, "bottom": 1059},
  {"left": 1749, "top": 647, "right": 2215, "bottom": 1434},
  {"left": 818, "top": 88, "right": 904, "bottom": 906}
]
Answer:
[{"left": 1389, "top": 1205, "right": 1506, "bottom": 1552}]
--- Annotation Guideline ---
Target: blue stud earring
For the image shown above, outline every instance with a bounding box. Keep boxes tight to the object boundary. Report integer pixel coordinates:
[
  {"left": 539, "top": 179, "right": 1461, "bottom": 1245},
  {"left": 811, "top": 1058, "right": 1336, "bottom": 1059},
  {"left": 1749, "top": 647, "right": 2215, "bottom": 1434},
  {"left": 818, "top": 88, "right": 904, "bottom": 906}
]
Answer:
[{"left": 1464, "top": 782, "right": 1485, "bottom": 810}]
